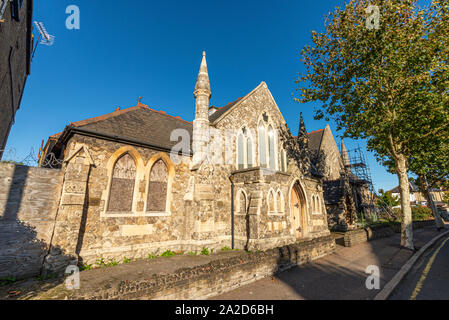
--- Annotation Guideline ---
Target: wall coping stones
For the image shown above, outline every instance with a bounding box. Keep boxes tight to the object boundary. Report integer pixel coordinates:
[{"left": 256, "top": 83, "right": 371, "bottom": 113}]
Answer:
[{"left": 32, "top": 235, "right": 336, "bottom": 300}]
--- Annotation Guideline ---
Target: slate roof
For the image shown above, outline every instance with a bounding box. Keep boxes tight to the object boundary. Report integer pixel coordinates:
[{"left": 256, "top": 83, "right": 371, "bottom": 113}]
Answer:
[
  {"left": 307, "top": 129, "right": 324, "bottom": 153},
  {"left": 208, "top": 97, "right": 243, "bottom": 123},
  {"left": 48, "top": 104, "right": 193, "bottom": 153},
  {"left": 322, "top": 180, "right": 343, "bottom": 204}
]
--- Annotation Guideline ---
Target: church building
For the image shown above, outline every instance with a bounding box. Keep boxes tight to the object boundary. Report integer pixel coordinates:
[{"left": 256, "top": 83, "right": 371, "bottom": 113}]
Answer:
[{"left": 39, "top": 52, "right": 331, "bottom": 271}]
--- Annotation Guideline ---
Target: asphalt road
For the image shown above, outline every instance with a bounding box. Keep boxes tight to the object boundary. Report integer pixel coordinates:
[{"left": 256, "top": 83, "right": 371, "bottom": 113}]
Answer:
[{"left": 390, "top": 235, "right": 449, "bottom": 300}]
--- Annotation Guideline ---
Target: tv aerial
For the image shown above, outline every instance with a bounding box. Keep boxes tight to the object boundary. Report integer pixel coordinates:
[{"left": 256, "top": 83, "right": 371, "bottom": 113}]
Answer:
[{"left": 32, "top": 21, "right": 55, "bottom": 59}]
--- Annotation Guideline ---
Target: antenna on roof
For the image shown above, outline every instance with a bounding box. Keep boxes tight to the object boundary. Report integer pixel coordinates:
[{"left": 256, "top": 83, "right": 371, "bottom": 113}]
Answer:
[{"left": 31, "top": 21, "right": 55, "bottom": 59}]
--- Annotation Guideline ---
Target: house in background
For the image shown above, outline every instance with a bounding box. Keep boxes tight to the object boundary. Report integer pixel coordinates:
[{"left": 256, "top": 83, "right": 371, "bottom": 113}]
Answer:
[
  {"left": 388, "top": 182, "right": 448, "bottom": 212},
  {"left": 0, "top": 0, "right": 33, "bottom": 158}
]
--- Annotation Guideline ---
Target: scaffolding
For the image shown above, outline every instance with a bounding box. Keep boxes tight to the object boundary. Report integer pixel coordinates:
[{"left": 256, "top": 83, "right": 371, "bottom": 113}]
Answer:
[{"left": 342, "top": 145, "right": 379, "bottom": 222}]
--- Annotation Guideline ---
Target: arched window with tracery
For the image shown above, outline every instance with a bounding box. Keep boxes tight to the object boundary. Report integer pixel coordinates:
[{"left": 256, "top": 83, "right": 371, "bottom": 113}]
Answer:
[
  {"left": 108, "top": 153, "right": 136, "bottom": 212},
  {"left": 147, "top": 159, "right": 169, "bottom": 212}
]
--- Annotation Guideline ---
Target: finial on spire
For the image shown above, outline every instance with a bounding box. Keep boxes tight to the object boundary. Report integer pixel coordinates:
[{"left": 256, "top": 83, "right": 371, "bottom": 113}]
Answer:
[
  {"left": 138, "top": 96, "right": 142, "bottom": 104},
  {"left": 194, "top": 51, "right": 211, "bottom": 98},
  {"left": 299, "top": 112, "right": 307, "bottom": 136}
]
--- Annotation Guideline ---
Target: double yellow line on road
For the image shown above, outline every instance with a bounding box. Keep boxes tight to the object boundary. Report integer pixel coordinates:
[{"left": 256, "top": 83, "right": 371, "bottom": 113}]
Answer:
[{"left": 410, "top": 236, "right": 449, "bottom": 300}]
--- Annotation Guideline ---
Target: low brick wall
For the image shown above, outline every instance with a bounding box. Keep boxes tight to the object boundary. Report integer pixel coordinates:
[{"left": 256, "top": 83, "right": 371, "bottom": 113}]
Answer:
[
  {"left": 342, "top": 225, "right": 395, "bottom": 247},
  {"left": 37, "top": 235, "right": 336, "bottom": 300}
]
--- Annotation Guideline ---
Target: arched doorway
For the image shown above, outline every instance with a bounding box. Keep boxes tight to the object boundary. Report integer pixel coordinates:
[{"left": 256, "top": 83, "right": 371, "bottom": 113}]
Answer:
[{"left": 290, "top": 182, "right": 308, "bottom": 238}]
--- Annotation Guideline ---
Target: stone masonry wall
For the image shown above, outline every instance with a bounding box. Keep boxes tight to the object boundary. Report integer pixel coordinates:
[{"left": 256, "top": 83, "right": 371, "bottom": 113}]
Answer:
[
  {"left": 0, "top": 163, "right": 63, "bottom": 278},
  {"left": 37, "top": 235, "right": 336, "bottom": 300}
]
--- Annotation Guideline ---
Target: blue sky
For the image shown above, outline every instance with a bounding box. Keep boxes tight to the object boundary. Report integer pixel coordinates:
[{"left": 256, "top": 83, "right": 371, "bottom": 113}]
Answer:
[{"left": 6, "top": 0, "right": 405, "bottom": 191}]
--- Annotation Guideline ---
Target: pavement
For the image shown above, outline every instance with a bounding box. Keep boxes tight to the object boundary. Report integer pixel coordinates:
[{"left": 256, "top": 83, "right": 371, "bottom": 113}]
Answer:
[
  {"left": 211, "top": 225, "right": 447, "bottom": 300},
  {"left": 389, "top": 233, "right": 449, "bottom": 300}
]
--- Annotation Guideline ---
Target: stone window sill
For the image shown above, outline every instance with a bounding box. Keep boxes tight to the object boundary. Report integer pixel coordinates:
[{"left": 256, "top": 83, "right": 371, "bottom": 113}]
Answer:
[
  {"left": 268, "top": 211, "right": 285, "bottom": 216},
  {"left": 101, "top": 211, "right": 171, "bottom": 218}
]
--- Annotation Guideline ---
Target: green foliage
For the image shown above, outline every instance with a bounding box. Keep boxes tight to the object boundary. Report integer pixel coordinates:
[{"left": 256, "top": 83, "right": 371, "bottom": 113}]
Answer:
[
  {"left": 377, "top": 190, "right": 400, "bottom": 208},
  {"left": 79, "top": 264, "right": 92, "bottom": 271},
  {"left": 221, "top": 246, "right": 232, "bottom": 251},
  {"left": 106, "top": 259, "right": 119, "bottom": 267},
  {"left": 200, "top": 248, "right": 210, "bottom": 255},
  {"left": 123, "top": 257, "right": 131, "bottom": 264},
  {"left": 148, "top": 253, "right": 158, "bottom": 259},
  {"left": 188, "top": 251, "right": 198, "bottom": 256},
  {"left": 95, "top": 258, "right": 119, "bottom": 268},
  {"left": 36, "top": 273, "right": 58, "bottom": 281},
  {"left": 95, "top": 258, "right": 106, "bottom": 267},
  {"left": 0, "top": 277, "right": 17, "bottom": 286},
  {"left": 392, "top": 206, "right": 433, "bottom": 221},
  {"left": 444, "top": 191, "right": 449, "bottom": 206},
  {"left": 412, "top": 206, "right": 433, "bottom": 221},
  {"left": 295, "top": 0, "right": 449, "bottom": 248},
  {"left": 160, "top": 250, "right": 176, "bottom": 257}
]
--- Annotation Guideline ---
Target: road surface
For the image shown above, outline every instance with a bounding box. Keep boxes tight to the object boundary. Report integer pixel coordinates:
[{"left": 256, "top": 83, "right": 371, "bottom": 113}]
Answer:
[{"left": 390, "top": 234, "right": 449, "bottom": 300}]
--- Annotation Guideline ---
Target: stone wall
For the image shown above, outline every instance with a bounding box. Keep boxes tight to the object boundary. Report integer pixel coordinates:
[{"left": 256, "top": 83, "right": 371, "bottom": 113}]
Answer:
[
  {"left": 37, "top": 235, "right": 336, "bottom": 300},
  {"left": 0, "top": 0, "right": 32, "bottom": 155},
  {"left": 0, "top": 163, "right": 63, "bottom": 278}
]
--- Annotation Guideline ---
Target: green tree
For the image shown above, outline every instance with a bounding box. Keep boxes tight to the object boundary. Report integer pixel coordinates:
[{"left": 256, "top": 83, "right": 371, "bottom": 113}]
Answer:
[
  {"left": 443, "top": 191, "right": 449, "bottom": 206},
  {"left": 295, "top": 0, "right": 449, "bottom": 249},
  {"left": 377, "top": 189, "right": 400, "bottom": 208}
]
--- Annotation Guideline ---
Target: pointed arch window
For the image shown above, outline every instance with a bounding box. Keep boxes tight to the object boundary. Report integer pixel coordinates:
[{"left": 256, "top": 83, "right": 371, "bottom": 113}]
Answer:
[
  {"left": 276, "top": 190, "right": 284, "bottom": 213},
  {"left": 108, "top": 153, "right": 136, "bottom": 212},
  {"left": 268, "top": 190, "right": 275, "bottom": 212},
  {"left": 147, "top": 159, "right": 169, "bottom": 212},
  {"left": 237, "top": 134, "right": 245, "bottom": 170},
  {"left": 280, "top": 149, "right": 287, "bottom": 172},
  {"left": 268, "top": 126, "right": 276, "bottom": 170},
  {"left": 247, "top": 137, "right": 253, "bottom": 168},
  {"left": 258, "top": 122, "right": 267, "bottom": 168}
]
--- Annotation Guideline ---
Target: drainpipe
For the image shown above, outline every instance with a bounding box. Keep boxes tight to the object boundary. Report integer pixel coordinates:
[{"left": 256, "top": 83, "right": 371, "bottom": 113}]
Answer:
[{"left": 229, "top": 175, "right": 235, "bottom": 249}]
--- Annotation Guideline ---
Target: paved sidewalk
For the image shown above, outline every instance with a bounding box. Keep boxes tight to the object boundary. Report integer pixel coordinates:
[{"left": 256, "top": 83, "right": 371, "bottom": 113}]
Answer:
[{"left": 212, "top": 225, "right": 447, "bottom": 300}]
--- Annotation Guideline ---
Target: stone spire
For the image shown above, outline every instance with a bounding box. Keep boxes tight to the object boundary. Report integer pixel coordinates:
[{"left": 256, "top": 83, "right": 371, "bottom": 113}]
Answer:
[
  {"left": 191, "top": 51, "right": 211, "bottom": 170},
  {"left": 341, "top": 139, "right": 350, "bottom": 168},
  {"left": 296, "top": 112, "right": 311, "bottom": 175}
]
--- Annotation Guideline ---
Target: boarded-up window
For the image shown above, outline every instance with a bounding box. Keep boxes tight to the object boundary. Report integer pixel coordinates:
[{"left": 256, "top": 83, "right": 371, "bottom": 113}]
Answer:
[
  {"left": 147, "top": 159, "right": 168, "bottom": 212},
  {"left": 108, "top": 153, "right": 136, "bottom": 212}
]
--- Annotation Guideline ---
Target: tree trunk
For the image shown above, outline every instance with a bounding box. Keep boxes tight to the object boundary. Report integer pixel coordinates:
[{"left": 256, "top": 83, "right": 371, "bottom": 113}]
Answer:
[
  {"left": 420, "top": 175, "right": 444, "bottom": 230},
  {"left": 395, "top": 154, "right": 414, "bottom": 250}
]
